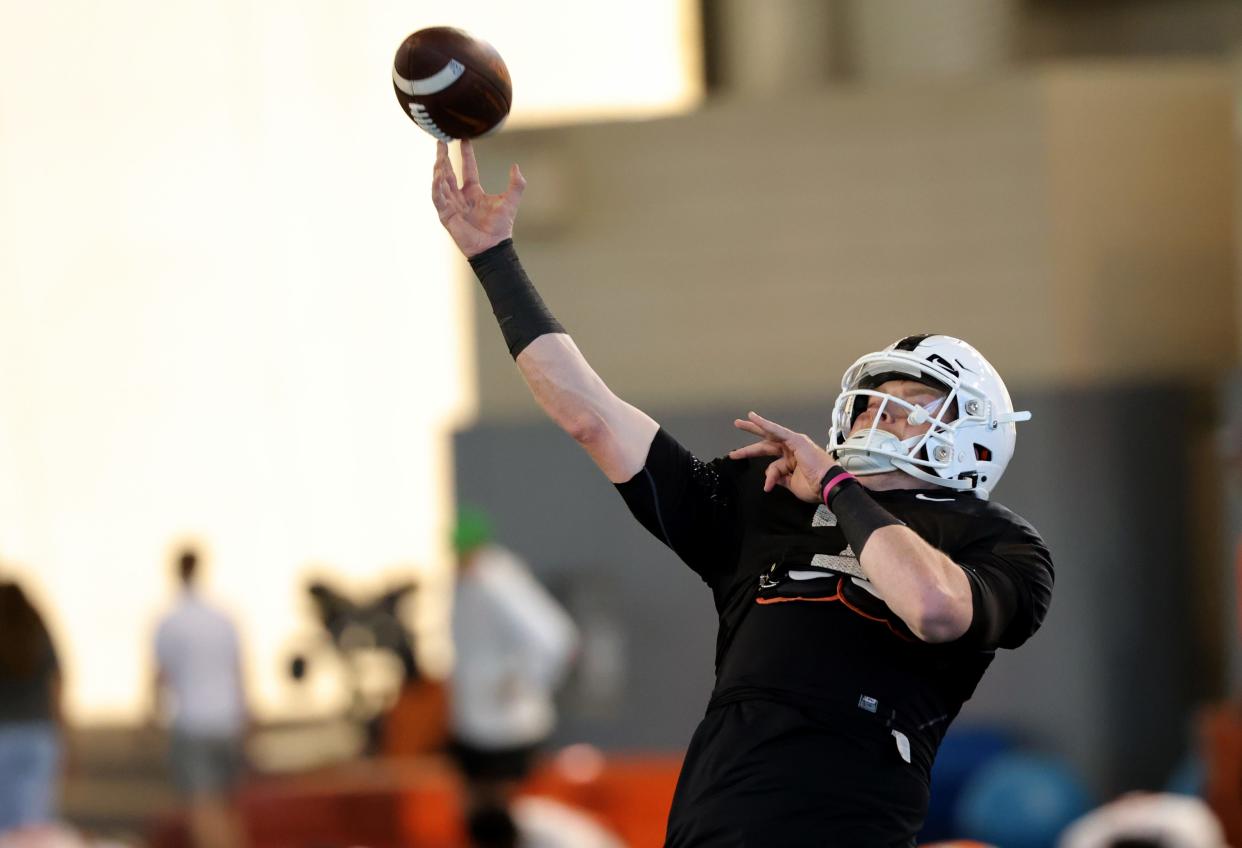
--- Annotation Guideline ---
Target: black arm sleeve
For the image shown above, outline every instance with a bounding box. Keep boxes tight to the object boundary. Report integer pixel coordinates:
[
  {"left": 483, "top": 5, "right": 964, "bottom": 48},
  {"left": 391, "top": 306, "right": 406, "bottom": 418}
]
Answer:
[
  {"left": 956, "top": 521, "right": 1055, "bottom": 650},
  {"left": 468, "top": 239, "right": 565, "bottom": 358},
  {"left": 826, "top": 480, "right": 905, "bottom": 557},
  {"left": 614, "top": 428, "right": 744, "bottom": 584}
]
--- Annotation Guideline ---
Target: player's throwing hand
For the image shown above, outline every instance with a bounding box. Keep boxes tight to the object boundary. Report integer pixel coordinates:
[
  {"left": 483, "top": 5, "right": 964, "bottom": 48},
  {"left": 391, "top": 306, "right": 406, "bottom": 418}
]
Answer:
[
  {"left": 432, "top": 140, "right": 526, "bottom": 258},
  {"left": 731, "top": 411, "right": 836, "bottom": 501}
]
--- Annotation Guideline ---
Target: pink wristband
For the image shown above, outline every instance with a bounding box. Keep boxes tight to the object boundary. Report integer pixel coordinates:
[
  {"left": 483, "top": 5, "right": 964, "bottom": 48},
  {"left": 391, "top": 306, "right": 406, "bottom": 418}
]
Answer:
[{"left": 821, "top": 471, "right": 856, "bottom": 505}]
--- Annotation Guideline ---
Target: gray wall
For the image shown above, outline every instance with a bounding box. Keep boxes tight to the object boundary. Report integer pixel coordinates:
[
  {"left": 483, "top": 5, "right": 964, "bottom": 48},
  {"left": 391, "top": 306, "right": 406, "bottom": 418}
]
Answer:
[{"left": 455, "top": 383, "right": 1200, "bottom": 796}]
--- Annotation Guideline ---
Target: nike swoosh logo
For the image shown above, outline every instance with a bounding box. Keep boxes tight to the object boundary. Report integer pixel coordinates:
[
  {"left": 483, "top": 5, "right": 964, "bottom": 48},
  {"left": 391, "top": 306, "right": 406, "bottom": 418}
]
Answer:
[
  {"left": 915, "top": 493, "right": 955, "bottom": 502},
  {"left": 393, "top": 59, "right": 465, "bottom": 96}
]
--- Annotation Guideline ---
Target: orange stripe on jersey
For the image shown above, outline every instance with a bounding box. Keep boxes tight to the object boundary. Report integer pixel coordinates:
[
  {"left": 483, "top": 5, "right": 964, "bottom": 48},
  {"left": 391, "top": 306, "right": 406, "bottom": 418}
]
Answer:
[
  {"left": 756, "top": 576, "right": 914, "bottom": 642},
  {"left": 756, "top": 594, "right": 842, "bottom": 605}
]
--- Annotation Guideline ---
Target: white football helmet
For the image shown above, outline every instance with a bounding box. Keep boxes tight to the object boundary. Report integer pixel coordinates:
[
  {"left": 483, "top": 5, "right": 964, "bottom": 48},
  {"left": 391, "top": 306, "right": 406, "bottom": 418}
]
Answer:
[{"left": 827, "top": 334, "right": 1030, "bottom": 499}]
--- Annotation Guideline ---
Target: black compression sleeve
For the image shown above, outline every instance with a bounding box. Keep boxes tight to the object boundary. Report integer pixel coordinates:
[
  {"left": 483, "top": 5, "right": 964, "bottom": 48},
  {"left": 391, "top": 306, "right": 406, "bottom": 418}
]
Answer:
[
  {"left": 468, "top": 239, "right": 565, "bottom": 358},
  {"left": 820, "top": 468, "right": 904, "bottom": 556},
  {"left": 960, "top": 567, "right": 1021, "bottom": 649}
]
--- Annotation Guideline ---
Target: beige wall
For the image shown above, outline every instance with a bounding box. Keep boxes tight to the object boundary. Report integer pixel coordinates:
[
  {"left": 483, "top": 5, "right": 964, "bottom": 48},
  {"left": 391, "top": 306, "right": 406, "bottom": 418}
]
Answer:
[
  {"left": 1042, "top": 62, "right": 1236, "bottom": 384},
  {"left": 467, "top": 61, "right": 1235, "bottom": 422}
]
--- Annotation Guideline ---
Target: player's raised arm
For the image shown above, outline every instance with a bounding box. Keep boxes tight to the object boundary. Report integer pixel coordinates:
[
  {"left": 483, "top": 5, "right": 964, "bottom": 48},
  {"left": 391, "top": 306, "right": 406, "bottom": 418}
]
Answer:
[{"left": 432, "top": 141, "right": 659, "bottom": 482}]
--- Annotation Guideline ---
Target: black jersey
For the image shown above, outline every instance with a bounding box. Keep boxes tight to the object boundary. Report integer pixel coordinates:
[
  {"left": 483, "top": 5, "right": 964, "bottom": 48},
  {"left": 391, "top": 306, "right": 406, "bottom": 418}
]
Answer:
[{"left": 615, "top": 429, "right": 1054, "bottom": 847}]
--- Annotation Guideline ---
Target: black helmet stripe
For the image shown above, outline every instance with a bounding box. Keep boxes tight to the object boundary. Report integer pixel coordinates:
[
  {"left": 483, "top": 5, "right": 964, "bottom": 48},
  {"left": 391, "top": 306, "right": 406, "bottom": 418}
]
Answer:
[
  {"left": 893, "top": 333, "right": 935, "bottom": 351},
  {"left": 891, "top": 335, "right": 959, "bottom": 377}
]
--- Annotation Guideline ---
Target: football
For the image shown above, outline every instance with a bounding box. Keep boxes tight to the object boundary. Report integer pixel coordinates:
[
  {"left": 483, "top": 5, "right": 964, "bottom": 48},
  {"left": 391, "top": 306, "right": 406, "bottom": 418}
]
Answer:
[{"left": 392, "top": 27, "right": 512, "bottom": 141}]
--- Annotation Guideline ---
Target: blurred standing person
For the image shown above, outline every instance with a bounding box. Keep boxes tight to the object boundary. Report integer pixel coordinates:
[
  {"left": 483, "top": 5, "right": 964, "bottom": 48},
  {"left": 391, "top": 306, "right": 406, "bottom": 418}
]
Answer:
[
  {"left": 0, "top": 581, "right": 65, "bottom": 833},
  {"left": 153, "top": 548, "right": 249, "bottom": 848},
  {"left": 449, "top": 508, "right": 579, "bottom": 848}
]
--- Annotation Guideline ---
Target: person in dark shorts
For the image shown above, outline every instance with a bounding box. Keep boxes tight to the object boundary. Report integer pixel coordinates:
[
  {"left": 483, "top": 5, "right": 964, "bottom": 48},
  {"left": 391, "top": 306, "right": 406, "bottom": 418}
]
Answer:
[
  {"left": 448, "top": 509, "right": 578, "bottom": 848},
  {"left": 429, "top": 140, "right": 1054, "bottom": 847},
  {"left": 154, "top": 548, "right": 249, "bottom": 848}
]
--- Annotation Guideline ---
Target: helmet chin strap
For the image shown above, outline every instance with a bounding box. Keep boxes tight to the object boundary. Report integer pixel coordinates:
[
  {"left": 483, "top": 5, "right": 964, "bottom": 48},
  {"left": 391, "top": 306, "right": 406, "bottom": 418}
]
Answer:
[
  {"left": 833, "top": 431, "right": 906, "bottom": 475},
  {"left": 834, "top": 430, "right": 972, "bottom": 491},
  {"left": 891, "top": 456, "right": 973, "bottom": 491}
]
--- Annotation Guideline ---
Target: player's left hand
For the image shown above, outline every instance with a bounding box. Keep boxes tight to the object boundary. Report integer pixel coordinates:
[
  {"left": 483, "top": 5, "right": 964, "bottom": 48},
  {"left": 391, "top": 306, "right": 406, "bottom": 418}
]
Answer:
[{"left": 730, "top": 411, "right": 836, "bottom": 503}]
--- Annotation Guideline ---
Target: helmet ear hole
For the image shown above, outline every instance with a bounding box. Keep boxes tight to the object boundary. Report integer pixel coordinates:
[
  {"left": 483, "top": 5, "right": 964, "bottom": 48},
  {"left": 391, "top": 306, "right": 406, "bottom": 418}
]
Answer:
[{"left": 974, "top": 444, "right": 993, "bottom": 462}]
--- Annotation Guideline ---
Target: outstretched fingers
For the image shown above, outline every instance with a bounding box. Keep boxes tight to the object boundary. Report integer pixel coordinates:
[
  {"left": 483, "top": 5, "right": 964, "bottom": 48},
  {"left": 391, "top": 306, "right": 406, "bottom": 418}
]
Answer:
[
  {"left": 504, "top": 163, "right": 526, "bottom": 205},
  {"left": 747, "top": 411, "right": 795, "bottom": 441},
  {"left": 434, "top": 142, "right": 458, "bottom": 189},
  {"left": 764, "top": 457, "right": 794, "bottom": 493},
  {"left": 460, "top": 140, "right": 480, "bottom": 188},
  {"left": 432, "top": 176, "right": 458, "bottom": 223},
  {"left": 432, "top": 143, "right": 445, "bottom": 202},
  {"left": 432, "top": 145, "right": 454, "bottom": 201},
  {"left": 734, "top": 418, "right": 766, "bottom": 437},
  {"left": 433, "top": 143, "right": 471, "bottom": 223},
  {"left": 728, "top": 440, "right": 783, "bottom": 460}
]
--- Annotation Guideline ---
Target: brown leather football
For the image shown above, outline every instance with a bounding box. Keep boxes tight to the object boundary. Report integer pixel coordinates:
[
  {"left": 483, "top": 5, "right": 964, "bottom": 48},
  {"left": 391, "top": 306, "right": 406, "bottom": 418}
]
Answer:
[{"left": 392, "top": 27, "right": 512, "bottom": 141}]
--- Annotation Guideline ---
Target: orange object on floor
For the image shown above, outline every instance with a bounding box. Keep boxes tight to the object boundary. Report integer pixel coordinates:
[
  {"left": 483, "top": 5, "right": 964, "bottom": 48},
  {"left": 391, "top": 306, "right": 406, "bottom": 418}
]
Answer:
[
  {"left": 150, "top": 753, "right": 684, "bottom": 848},
  {"left": 382, "top": 679, "right": 450, "bottom": 757},
  {"left": 399, "top": 753, "right": 683, "bottom": 848},
  {"left": 1202, "top": 700, "right": 1242, "bottom": 846}
]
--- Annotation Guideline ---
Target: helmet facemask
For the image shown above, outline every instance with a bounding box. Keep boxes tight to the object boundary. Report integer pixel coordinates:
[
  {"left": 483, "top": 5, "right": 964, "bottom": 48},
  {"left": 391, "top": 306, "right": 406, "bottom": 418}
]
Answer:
[
  {"left": 831, "top": 365, "right": 964, "bottom": 482},
  {"left": 833, "top": 387, "right": 956, "bottom": 477}
]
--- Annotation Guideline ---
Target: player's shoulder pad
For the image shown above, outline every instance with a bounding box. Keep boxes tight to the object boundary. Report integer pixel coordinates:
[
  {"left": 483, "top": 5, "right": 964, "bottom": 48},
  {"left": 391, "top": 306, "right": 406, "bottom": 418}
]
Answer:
[
  {"left": 886, "top": 490, "right": 1050, "bottom": 554},
  {"left": 971, "top": 497, "right": 1044, "bottom": 540}
]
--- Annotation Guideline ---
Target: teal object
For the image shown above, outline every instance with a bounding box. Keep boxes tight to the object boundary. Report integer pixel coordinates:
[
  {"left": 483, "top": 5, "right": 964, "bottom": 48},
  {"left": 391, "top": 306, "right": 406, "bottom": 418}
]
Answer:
[
  {"left": 956, "top": 752, "right": 1093, "bottom": 848},
  {"left": 920, "top": 726, "right": 1017, "bottom": 841},
  {"left": 1165, "top": 753, "right": 1206, "bottom": 797}
]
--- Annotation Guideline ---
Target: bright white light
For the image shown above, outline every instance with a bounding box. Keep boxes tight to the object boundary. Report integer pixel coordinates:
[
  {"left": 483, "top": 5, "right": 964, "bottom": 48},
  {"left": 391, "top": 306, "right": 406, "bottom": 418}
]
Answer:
[
  {"left": 0, "top": 1, "right": 699, "bottom": 723},
  {"left": 428, "top": 2, "right": 704, "bottom": 126}
]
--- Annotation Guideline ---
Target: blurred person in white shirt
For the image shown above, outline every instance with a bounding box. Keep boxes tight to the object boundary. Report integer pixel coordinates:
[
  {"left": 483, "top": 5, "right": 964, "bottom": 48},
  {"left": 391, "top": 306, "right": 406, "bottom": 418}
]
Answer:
[
  {"left": 449, "top": 507, "right": 579, "bottom": 848},
  {"left": 153, "top": 548, "right": 249, "bottom": 848}
]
